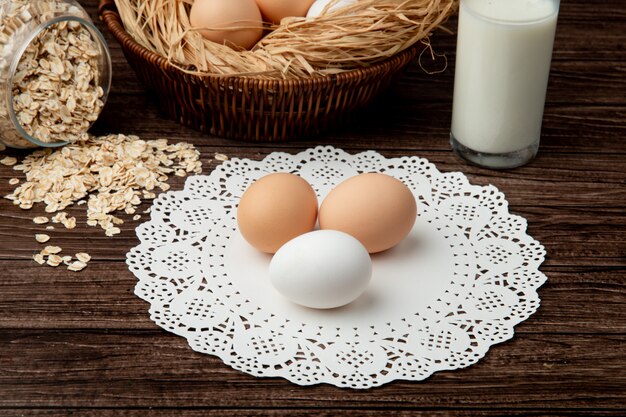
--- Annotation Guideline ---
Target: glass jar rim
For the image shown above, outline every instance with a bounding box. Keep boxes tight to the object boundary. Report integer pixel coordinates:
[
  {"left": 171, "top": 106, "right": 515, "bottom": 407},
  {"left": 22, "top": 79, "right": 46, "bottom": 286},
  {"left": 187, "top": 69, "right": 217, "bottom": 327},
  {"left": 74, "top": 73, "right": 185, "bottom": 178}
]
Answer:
[{"left": 6, "top": 15, "right": 112, "bottom": 148}]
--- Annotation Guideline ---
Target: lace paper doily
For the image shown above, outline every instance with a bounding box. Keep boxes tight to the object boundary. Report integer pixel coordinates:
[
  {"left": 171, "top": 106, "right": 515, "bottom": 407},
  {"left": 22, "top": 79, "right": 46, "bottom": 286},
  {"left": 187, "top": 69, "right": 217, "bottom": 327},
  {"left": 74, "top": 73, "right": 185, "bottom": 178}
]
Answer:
[{"left": 127, "top": 146, "right": 547, "bottom": 389}]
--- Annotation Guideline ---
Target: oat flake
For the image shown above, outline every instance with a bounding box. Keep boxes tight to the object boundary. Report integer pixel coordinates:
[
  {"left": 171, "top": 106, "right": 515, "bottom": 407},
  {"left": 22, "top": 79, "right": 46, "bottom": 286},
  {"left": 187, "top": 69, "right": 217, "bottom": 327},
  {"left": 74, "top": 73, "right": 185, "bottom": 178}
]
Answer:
[
  {"left": 33, "top": 253, "right": 45, "bottom": 265},
  {"left": 67, "top": 260, "right": 87, "bottom": 272},
  {"left": 35, "top": 234, "right": 50, "bottom": 243},
  {"left": 46, "top": 254, "right": 62, "bottom": 267},
  {"left": 42, "top": 245, "right": 62, "bottom": 255},
  {"left": 75, "top": 252, "right": 91, "bottom": 263},
  {"left": 1, "top": 157, "right": 17, "bottom": 166}
]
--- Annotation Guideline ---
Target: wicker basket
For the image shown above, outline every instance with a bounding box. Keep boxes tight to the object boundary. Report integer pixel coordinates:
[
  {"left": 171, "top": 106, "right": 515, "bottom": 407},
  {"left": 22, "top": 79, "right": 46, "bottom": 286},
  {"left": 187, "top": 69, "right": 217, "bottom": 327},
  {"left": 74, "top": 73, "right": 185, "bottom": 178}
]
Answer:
[{"left": 98, "top": 0, "right": 423, "bottom": 142}]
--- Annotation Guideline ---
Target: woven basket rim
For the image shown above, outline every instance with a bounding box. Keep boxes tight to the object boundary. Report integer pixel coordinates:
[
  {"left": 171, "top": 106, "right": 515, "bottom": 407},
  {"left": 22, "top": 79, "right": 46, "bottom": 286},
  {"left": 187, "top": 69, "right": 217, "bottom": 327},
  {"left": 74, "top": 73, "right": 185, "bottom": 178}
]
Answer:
[{"left": 98, "top": 0, "right": 423, "bottom": 87}]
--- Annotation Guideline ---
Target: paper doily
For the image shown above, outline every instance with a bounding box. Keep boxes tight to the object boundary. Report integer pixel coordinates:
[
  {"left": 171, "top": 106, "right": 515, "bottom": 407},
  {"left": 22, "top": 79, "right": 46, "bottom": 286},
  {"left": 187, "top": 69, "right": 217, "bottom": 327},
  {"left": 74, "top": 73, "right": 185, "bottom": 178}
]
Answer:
[{"left": 127, "top": 146, "right": 547, "bottom": 389}]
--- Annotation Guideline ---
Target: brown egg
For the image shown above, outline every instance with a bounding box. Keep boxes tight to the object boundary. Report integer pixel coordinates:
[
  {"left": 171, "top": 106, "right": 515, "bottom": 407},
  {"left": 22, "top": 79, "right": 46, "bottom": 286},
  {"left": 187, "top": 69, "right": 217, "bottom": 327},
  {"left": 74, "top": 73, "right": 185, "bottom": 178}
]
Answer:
[
  {"left": 237, "top": 173, "right": 318, "bottom": 253},
  {"left": 255, "top": 0, "right": 316, "bottom": 23},
  {"left": 189, "top": 0, "right": 264, "bottom": 50},
  {"left": 319, "top": 173, "right": 417, "bottom": 254}
]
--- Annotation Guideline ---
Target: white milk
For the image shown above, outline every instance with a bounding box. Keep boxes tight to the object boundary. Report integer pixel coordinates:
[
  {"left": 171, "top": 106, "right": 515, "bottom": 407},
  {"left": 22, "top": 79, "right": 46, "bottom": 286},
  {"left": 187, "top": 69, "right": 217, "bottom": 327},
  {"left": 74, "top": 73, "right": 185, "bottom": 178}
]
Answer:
[{"left": 451, "top": 0, "right": 559, "bottom": 156}]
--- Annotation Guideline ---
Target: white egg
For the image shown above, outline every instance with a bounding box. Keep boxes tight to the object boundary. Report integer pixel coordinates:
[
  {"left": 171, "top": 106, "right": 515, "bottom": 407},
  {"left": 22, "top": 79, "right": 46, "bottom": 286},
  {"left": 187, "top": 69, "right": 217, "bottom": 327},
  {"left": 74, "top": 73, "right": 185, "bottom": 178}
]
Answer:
[
  {"left": 306, "top": 0, "right": 356, "bottom": 18},
  {"left": 269, "top": 230, "right": 372, "bottom": 309}
]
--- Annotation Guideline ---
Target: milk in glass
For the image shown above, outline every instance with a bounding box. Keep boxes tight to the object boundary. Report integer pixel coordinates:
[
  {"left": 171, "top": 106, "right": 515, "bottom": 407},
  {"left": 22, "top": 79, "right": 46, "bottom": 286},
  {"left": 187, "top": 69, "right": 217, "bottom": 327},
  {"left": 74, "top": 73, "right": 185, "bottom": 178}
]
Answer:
[{"left": 451, "top": 0, "right": 560, "bottom": 168}]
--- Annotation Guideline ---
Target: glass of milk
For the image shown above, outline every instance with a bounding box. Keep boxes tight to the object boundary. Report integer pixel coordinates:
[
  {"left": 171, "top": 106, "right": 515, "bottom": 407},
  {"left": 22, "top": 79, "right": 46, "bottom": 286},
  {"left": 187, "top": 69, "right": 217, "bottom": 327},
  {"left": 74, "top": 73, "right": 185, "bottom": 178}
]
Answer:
[{"left": 450, "top": 0, "right": 560, "bottom": 169}]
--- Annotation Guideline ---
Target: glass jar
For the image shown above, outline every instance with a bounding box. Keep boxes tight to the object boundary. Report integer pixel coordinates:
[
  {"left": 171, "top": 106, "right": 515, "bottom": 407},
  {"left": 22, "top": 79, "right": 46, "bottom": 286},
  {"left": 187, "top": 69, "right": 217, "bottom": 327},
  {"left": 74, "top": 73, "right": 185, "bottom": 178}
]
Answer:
[{"left": 0, "top": 0, "right": 112, "bottom": 148}]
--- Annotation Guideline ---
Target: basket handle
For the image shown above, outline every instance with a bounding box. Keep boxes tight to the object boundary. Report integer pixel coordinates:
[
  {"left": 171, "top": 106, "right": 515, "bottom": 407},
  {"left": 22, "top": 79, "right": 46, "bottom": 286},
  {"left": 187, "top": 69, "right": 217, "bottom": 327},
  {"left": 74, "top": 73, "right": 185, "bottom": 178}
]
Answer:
[{"left": 98, "top": 0, "right": 118, "bottom": 16}]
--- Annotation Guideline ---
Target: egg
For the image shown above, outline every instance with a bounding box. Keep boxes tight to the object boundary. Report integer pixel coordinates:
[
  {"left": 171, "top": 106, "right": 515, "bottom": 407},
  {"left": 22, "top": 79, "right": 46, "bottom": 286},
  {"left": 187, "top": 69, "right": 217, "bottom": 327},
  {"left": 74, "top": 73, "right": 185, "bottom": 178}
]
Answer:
[
  {"left": 269, "top": 230, "right": 372, "bottom": 309},
  {"left": 189, "top": 0, "right": 264, "bottom": 50},
  {"left": 255, "top": 0, "right": 315, "bottom": 23},
  {"left": 306, "top": 0, "right": 356, "bottom": 18},
  {"left": 319, "top": 173, "right": 417, "bottom": 253},
  {"left": 237, "top": 173, "right": 318, "bottom": 254}
]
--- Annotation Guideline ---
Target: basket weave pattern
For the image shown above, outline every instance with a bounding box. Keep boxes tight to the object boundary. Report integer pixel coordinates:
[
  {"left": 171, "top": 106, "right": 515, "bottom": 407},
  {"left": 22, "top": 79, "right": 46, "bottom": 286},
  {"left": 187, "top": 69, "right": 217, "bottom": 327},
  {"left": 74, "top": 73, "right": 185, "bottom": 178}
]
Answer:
[{"left": 99, "top": 0, "right": 424, "bottom": 141}]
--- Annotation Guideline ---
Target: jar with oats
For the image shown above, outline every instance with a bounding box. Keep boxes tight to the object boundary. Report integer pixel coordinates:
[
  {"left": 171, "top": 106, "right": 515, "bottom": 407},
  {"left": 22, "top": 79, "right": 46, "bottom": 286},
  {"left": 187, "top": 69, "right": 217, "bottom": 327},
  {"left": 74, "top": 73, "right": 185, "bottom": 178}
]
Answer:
[{"left": 0, "top": 0, "right": 111, "bottom": 148}]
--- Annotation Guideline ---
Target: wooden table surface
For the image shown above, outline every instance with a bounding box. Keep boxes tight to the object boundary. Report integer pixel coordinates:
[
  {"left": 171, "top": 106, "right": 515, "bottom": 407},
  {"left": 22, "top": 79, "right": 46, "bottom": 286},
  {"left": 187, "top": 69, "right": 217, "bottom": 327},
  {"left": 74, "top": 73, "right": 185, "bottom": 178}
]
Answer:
[{"left": 1, "top": 0, "right": 624, "bottom": 415}]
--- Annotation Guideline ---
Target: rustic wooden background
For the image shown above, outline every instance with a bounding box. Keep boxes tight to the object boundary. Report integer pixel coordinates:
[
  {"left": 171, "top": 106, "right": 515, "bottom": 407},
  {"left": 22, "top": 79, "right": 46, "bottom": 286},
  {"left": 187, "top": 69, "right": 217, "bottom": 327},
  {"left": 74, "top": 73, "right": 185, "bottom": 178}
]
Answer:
[{"left": 0, "top": 0, "right": 624, "bottom": 415}]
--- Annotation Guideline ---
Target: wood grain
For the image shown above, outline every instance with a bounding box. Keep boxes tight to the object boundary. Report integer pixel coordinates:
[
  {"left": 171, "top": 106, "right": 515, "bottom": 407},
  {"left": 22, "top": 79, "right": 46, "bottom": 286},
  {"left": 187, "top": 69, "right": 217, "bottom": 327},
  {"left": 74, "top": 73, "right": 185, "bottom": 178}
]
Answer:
[
  {"left": 0, "top": 0, "right": 624, "bottom": 415},
  {"left": 1, "top": 331, "right": 624, "bottom": 409},
  {"left": 1, "top": 412, "right": 625, "bottom": 417}
]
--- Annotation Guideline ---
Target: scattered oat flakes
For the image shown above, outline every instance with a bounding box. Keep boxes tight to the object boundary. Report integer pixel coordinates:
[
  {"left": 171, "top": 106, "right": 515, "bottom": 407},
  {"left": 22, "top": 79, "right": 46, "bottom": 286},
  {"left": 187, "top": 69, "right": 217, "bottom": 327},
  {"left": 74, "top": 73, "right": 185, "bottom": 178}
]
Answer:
[
  {"left": 45, "top": 225, "right": 55, "bottom": 230},
  {"left": 67, "top": 261, "right": 87, "bottom": 272},
  {"left": 33, "top": 253, "right": 45, "bottom": 265},
  {"left": 214, "top": 153, "right": 229, "bottom": 161},
  {"left": 9, "top": 178, "right": 19, "bottom": 185},
  {"left": 33, "top": 216, "right": 49, "bottom": 224},
  {"left": 6, "top": 134, "right": 201, "bottom": 235},
  {"left": 75, "top": 252, "right": 91, "bottom": 263},
  {"left": 62, "top": 255, "right": 73, "bottom": 265},
  {"left": 46, "top": 254, "right": 63, "bottom": 267},
  {"left": 35, "top": 234, "right": 50, "bottom": 243},
  {"left": 133, "top": 214, "right": 141, "bottom": 221},
  {"left": 77, "top": 200, "right": 86, "bottom": 206},
  {"left": 42, "top": 245, "right": 62, "bottom": 255},
  {"left": 0, "top": 157, "right": 17, "bottom": 166}
]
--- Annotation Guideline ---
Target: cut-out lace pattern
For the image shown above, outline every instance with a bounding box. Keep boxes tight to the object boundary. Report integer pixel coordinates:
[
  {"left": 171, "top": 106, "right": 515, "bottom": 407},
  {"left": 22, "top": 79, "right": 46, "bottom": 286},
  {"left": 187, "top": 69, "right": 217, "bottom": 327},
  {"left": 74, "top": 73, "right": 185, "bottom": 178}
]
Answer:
[{"left": 127, "top": 146, "right": 547, "bottom": 389}]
